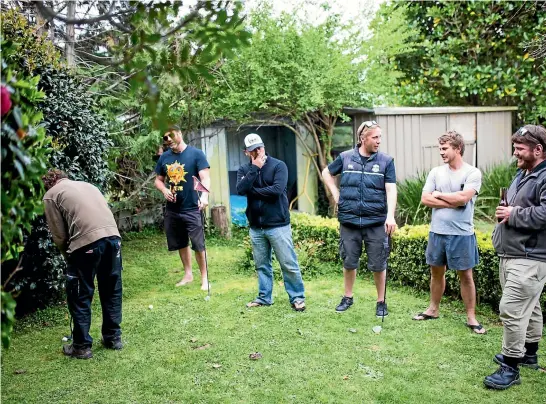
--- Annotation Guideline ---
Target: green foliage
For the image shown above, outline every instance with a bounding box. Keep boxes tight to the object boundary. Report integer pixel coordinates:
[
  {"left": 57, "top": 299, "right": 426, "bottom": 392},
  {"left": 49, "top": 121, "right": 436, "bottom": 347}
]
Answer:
[
  {"left": 1, "top": 290, "right": 17, "bottom": 349},
  {"left": 240, "top": 212, "right": 545, "bottom": 311},
  {"left": 387, "top": 1, "right": 546, "bottom": 124},
  {"left": 396, "top": 172, "right": 430, "bottom": 226},
  {"left": 0, "top": 9, "right": 62, "bottom": 73},
  {"left": 474, "top": 161, "right": 518, "bottom": 222},
  {"left": 2, "top": 12, "right": 112, "bottom": 314},
  {"left": 1, "top": 37, "right": 50, "bottom": 348}
]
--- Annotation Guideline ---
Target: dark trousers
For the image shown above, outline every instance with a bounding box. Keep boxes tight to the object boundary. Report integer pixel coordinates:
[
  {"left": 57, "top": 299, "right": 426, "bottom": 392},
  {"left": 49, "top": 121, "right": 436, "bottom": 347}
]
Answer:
[{"left": 66, "top": 236, "right": 123, "bottom": 349}]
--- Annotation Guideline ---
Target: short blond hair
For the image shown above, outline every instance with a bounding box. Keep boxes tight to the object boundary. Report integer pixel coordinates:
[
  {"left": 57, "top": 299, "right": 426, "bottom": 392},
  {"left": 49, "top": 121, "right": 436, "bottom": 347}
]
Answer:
[{"left": 438, "top": 130, "right": 465, "bottom": 156}]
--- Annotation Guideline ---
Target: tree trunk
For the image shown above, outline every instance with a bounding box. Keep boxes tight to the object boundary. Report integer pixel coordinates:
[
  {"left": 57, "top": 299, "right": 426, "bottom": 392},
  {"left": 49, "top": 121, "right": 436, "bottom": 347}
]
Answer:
[
  {"left": 211, "top": 205, "right": 230, "bottom": 238},
  {"left": 65, "top": 0, "right": 76, "bottom": 66}
]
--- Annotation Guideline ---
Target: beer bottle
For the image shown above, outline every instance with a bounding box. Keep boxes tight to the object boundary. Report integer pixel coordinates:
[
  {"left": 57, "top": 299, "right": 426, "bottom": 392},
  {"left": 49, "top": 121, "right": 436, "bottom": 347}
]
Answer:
[{"left": 498, "top": 187, "right": 508, "bottom": 223}]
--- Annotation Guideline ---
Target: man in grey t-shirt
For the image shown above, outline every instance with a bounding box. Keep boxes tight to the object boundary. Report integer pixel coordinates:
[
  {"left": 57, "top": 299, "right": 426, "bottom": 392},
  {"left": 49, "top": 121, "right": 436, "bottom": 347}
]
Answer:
[{"left": 412, "top": 131, "right": 486, "bottom": 334}]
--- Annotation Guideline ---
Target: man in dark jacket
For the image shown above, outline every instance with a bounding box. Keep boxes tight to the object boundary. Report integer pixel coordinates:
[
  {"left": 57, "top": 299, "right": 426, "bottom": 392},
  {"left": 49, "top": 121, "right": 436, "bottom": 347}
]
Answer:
[
  {"left": 43, "top": 169, "right": 123, "bottom": 359},
  {"left": 236, "top": 134, "right": 306, "bottom": 311},
  {"left": 322, "top": 121, "right": 397, "bottom": 317},
  {"left": 485, "top": 125, "right": 546, "bottom": 390}
]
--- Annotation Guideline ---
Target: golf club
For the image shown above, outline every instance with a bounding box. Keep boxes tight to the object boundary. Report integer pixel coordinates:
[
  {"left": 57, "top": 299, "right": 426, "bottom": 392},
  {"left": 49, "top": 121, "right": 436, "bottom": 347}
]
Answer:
[
  {"left": 193, "top": 176, "right": 211, "bottom": 301},
  {"left": 373, "top": 234, "right": 391, "bottom": 334}
]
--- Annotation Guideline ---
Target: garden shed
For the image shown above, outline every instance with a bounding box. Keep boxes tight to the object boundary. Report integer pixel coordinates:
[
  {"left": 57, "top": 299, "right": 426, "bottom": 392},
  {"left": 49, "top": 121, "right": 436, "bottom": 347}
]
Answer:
[{"left": 345, "top": 106, "right": 517, "bottom": 180}]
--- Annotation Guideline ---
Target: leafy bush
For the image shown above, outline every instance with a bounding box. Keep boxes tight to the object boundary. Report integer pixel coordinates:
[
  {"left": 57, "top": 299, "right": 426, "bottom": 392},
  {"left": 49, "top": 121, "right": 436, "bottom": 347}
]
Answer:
[
  {"left": 396, "top": 172, "right": 430, "bottom": 226},
  {"left": 474, "top": 161, "right": 518, "bottom": 222},
  {"left": 240, "top": 213, "right": 545, "bottom": 311},
  {"left": 2, "top": 12, "right": 112, "bottom": 315},
  {"left": 1, "top": 37, "right": 50, "bottom": 347}
]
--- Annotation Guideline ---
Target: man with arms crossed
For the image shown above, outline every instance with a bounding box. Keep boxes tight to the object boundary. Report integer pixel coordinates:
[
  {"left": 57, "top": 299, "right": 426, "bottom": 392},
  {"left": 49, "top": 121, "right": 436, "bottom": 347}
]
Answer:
[
  {"left": 322, "top": 121, "right": 397, "bottom": 317},
  {"left": 155, "top": 126, "right": 211, "bottom": 290},
  {"left": 484, "top": 125, "right": 546, "bottom": 390},
  {"left": 413, "top": 131, "right": 485, "bottom": 335}
]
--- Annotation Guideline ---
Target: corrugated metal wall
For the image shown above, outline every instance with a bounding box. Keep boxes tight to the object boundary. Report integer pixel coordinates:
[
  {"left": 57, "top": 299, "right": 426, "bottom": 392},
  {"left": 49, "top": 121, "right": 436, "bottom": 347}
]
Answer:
[{"left": 351, "top": 107, "right": 515, "bottom": 180}]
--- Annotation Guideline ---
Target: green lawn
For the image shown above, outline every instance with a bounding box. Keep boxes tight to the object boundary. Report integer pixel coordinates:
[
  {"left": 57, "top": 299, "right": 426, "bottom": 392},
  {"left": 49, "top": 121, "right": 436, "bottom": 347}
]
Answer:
[{"left": 2, "top": 232, "right": 544, "bottom": 403}]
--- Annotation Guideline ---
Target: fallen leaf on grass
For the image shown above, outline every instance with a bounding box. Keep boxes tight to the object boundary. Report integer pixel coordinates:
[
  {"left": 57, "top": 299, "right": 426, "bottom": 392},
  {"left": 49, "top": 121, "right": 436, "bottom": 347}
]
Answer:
[
  {"left": 343, "top": 375, "right": 350, "bottom": 380},
  {"left": 249, "top": 352, "right": 262, "bottom": 360},
  {"left": 212, "top": 363, "right": 222, "bottom": 369},
  {"left": 297, "top": 329, "right": 303, "bottom": 335},
  {"left": 189, "top": 337, "right": 198, "bottom": 343},
  {"left": 14, "top": 369, "right": 26, "bottom": 375},
  {"left": 193, "top": 343, "right": 211, "bottom": 350},
  {"left": 348, "top": 328, "right": 357, "bottom": 333}
]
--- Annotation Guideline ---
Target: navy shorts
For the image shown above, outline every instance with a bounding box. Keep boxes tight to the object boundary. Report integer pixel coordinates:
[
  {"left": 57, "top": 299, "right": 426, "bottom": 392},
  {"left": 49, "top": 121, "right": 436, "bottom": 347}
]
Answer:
[
  {"left": 164, "top": 209, "right": 205, "bottom": 252},
  {"left": 425, "top": 232, "right": 479, "bottom": 270},
  {"left": 339, "top": 224, "right": 390, "bottom": 272}
]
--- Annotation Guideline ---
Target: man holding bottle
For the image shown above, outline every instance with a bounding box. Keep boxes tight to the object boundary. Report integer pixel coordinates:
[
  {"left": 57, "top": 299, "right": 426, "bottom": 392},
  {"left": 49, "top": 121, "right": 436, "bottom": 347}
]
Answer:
[{"left": 485, "top": 124, "right": 546, "bottom": 390}]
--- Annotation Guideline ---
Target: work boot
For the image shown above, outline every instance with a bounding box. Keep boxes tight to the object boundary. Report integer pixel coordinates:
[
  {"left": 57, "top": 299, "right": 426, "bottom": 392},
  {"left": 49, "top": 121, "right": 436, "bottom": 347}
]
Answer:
[
  {"left": 335, "top": 296, "right": 353, "bottom": 312},
  {"left": 376, "top": 301, "right": 388, "bottom": 318},
  {"left": 62, "top": 344, "right": 93, "bottom": 359},
  {"left": 102, "top": 338, "right": 123, "bottom": 350},
  {"left": 493, "top": 353, "right": 539, "bottom": 369},
  {"left": 483, "top": 364, "right": 521, "bottom": 390}
]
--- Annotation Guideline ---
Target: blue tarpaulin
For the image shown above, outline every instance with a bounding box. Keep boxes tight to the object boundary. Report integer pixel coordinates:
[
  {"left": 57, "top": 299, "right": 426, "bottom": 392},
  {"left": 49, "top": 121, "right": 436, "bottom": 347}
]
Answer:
[{"left": 230, "top": 195, "right": 248, "bottom": 227}]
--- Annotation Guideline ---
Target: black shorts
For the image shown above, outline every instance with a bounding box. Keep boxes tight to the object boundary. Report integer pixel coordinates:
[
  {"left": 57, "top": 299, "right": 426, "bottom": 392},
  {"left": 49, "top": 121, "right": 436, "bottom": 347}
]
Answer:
[
  {"left": 339, "top": 223, "right": 390, "bottom": 272},
  {"left": 164, "top": 209, "right": 205, "bottom": 252}
]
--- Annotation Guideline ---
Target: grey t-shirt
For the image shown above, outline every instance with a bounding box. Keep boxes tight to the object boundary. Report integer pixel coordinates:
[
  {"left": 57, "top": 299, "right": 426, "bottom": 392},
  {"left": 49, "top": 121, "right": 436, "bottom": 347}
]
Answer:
[{"left": 423, "top": 163, "right": 482, "bottom": 236}]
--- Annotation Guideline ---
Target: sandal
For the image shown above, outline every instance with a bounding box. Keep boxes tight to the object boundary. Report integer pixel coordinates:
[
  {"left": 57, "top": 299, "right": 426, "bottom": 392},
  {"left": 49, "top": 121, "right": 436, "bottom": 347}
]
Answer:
[
  {"left": 466, "top": 323, "right": 486, "bottom": 334},
  {"left": 412, "top": 312, "right": 439, "bottom": 321},
  {"left": 291, "top": 301, "right": 306, "bottom": 312},
  {"left": 246, "top": 300, "right": 268, "bottom": 308}
]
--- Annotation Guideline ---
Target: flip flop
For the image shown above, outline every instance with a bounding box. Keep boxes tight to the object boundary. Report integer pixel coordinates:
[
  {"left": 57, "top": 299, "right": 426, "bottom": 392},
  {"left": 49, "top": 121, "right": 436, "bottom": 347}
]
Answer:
[
  {"left": 291, "top": 301, "right": 306, "bottom": 312},
  {"left": 466, "top": 323, "right": 487, "bottom": 334},
  {"left": 246, "top": 300, "right": 268, "bottom": 308},
  {"left": 412, "top": 312, "right": 439, "bottom": 321}
]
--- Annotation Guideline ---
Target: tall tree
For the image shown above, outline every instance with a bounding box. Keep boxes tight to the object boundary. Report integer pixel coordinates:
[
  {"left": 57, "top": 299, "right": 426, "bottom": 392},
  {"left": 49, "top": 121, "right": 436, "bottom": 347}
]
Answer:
[
  {"left": 213, "top": 5, "right": 415, "bottom": 209},
  {"left": 386, "top": 1, "right": 546, "bottom": 124}
]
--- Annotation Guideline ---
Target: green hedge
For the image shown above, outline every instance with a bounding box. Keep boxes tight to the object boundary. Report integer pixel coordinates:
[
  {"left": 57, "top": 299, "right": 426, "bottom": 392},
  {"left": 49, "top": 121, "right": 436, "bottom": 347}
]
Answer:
[{"left": 240, "top": 213, "right": 545, "bottom": 311}]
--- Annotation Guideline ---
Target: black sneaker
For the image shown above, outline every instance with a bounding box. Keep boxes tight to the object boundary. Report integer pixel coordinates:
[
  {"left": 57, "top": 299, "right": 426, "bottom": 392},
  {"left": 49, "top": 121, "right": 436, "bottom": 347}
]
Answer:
[
  {"left": 494, "top": 353, "right": 539, "bottom": 369},
  {"left": 484, "top": 364, "right": 521, "bottom": 390},
  {"left": 336, "top": 296, "right": 353, "bottom": 312},
  {"left": 62, "top": 344, "right": 93, "bottom": 359},
  {"left": 102, "top": 338, "right": 123, "bottom": 350},
  {"left": 376, "top": 301, "right": 388, "bottom": 318}
]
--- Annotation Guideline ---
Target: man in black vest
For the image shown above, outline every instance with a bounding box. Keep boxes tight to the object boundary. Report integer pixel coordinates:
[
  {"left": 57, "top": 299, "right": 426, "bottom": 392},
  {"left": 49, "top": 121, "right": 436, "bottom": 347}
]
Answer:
[{"left": 322, "top": 121, "right": 397, "bottom": 316}]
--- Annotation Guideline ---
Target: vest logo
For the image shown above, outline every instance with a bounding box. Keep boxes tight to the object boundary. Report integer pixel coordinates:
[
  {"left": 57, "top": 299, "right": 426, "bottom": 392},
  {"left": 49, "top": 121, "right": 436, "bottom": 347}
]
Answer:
[
  {"left": 372, "top": 164, "right": 380, "bottom": 173},
  {"left": 348, "top": 164, "right": 354, "bottom": 170}
]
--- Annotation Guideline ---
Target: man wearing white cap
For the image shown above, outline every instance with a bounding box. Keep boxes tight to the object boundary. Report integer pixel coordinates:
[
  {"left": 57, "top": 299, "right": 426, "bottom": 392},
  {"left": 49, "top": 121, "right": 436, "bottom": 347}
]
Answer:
[{"left": 236, "top": 133, "right": 306, "bottom": 311}]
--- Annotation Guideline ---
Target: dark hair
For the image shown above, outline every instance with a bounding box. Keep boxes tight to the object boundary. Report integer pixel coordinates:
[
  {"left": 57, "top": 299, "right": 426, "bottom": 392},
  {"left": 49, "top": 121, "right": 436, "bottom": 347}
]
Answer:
[
  {"left": 511, "top": 125, "right": 546, "bottom": 151},
  {"left": 438, "top": 130, "right": 465, "bottom": 156},
  {"left": 42, "top": 169, "right": 68, "bottom": 190}
]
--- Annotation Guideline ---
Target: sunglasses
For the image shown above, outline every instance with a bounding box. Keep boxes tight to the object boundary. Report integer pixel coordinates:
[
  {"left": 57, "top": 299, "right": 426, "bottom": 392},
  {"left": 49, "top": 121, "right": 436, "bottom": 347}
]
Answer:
[
  {"left": 515, "top": 127, "right": 545, "bottom": 148},
  {"left": 358, "top": 120, "right": 379, "bottom": 136}
]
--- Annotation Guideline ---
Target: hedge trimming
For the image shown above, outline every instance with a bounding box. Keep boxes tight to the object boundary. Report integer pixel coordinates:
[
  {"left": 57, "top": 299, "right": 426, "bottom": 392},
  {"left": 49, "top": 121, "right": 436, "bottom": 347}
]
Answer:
[{"left": 240, "top": 212, "right": 545, "bottom": 311}]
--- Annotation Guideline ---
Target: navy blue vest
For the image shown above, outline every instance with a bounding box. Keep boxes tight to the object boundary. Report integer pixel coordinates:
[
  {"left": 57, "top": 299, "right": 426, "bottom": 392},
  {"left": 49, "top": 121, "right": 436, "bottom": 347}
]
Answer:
[{"left": 337, "top": 148, "right": 393, "bottom": 228}]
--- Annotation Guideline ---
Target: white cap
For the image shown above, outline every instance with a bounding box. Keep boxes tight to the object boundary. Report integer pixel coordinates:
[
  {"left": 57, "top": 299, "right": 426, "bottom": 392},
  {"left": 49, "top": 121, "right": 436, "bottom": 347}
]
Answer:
[{"left": 244, "top": 133, "right": 264, "bottom": 151}]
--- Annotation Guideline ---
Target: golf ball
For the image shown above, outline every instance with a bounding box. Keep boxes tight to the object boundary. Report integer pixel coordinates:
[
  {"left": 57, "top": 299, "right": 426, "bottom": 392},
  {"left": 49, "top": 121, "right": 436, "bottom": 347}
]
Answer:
[
  {"left": 62, "top": 336, "right": 69, "bottom": 342},
  {"left": 148, "top": 305, "right": 153, "bottom": 310}
]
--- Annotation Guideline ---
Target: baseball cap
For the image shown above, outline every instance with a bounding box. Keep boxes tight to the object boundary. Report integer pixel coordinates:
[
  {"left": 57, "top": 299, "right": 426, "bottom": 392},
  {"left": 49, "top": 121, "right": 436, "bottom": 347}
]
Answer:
[{"left": 244, "top": 133, "right": 264, "bottom": 152}]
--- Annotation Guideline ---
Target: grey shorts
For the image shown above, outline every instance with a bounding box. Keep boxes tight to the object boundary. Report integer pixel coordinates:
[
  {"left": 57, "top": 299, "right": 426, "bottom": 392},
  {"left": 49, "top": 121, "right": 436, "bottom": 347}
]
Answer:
[
  {"left": 339, "top": 224, "right": 390, "bottom": 272},
  {"left": 164, "top": 209, "right": 205, "bottom": 252},
  {"left": 425, "top": 232, "right": 479, "bottom": 270}
]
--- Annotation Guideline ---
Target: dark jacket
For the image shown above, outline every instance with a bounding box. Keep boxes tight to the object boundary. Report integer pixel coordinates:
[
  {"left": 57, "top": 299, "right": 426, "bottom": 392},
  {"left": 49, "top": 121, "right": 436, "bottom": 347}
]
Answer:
[
  {"left": 337, "top": 148, "right": 394, "bottom": 228},
  {"left": 236, "top": 155, "right": 290, "bottom": 229},
  {"left": 492, "top": 160, "right": 546, "bottom": 262}
]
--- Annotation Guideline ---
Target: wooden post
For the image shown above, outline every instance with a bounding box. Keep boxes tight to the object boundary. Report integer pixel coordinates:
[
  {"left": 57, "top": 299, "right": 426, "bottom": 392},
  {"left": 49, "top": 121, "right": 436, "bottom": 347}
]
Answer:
[{"left": 211, "top": 205, "right": 230, "bottom": 238}]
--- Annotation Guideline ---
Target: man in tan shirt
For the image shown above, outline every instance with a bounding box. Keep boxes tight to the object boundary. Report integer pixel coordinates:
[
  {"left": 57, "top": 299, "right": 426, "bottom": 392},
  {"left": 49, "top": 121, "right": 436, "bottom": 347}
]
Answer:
[{"left": 43, "top": 169, "right": 123, "bottom": 359}]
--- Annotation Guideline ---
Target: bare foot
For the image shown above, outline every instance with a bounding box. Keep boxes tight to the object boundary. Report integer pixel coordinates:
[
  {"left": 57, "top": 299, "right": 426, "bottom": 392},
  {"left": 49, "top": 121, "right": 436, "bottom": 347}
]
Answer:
[
  {"left": 201, "top": 281, "right": 209, "bottom": 291},
  {"left": 175, "top": 276, "right": 193, "bottom": 287}
]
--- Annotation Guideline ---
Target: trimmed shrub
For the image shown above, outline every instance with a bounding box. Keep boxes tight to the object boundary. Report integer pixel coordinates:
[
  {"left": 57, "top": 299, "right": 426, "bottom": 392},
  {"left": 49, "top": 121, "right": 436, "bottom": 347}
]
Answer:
[{"left": 240, "top": 212, "right": 545, "bottom": 311}]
